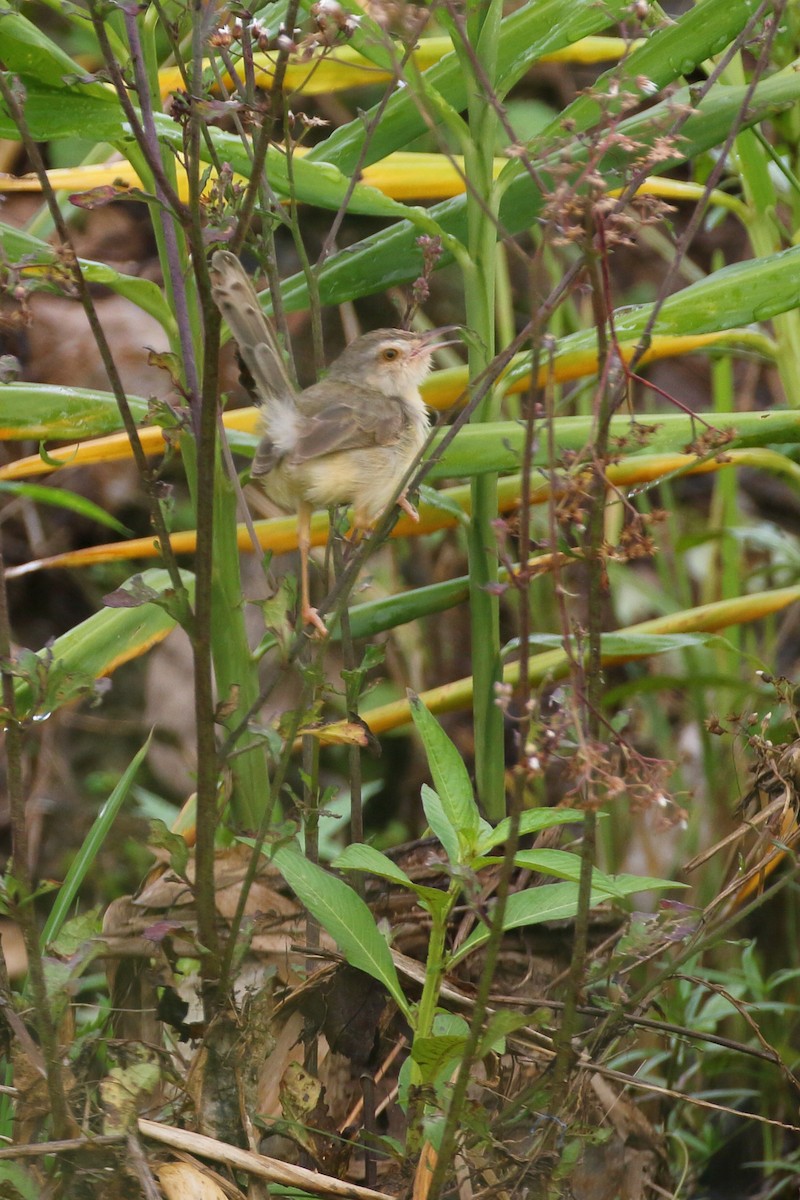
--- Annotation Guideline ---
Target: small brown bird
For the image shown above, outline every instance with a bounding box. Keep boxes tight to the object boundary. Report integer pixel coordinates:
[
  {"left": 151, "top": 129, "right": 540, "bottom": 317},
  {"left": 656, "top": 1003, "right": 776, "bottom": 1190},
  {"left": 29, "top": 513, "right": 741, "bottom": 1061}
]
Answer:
[{"left": 210, "top": 250, "right": 457, "bottom": 635}]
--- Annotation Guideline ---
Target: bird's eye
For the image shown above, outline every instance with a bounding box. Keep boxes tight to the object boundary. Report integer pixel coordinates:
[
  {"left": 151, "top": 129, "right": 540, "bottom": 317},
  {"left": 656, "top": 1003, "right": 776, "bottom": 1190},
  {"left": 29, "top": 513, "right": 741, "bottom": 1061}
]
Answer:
[{"left": 381, "top": 347, "right": 400, "bottom": 362}]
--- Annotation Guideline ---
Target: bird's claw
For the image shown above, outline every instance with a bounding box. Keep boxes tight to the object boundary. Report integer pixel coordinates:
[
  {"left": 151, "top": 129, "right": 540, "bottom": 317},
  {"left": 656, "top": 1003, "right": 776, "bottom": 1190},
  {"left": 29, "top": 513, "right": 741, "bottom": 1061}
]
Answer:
[
  {"left": 397, "top": 493, "right": 420, "bottom": 522},
  {"left": 303, "top": 605, "right": 329, "bottom": 638}
]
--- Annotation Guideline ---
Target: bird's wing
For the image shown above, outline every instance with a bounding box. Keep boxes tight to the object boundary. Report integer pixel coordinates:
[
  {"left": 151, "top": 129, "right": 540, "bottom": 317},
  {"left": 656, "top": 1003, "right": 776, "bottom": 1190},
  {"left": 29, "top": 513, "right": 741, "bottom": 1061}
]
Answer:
[
  {"left": 290, "top": 394, "right": 406, "bottom": 462},
  {"left": 210, "top": 250, "right": 296, "bottom": 402}
]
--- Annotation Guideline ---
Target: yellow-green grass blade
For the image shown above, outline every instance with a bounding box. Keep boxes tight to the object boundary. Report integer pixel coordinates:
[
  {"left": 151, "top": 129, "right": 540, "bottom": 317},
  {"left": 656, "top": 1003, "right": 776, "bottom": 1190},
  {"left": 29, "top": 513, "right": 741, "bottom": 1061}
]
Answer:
[
  {"left": 340, "top": 587, "right": 800, "bottom": 739},
  {"left": 5, "top": 446, "right": 796, "bottom": 576},
  {"left": 12, "top": 568, "right": 195, "bottom": 720}
]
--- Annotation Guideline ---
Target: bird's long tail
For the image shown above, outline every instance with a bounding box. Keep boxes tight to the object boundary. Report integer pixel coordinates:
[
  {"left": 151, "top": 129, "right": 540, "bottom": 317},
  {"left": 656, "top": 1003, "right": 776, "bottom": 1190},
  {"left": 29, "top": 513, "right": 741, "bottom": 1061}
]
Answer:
[
  {"left": 210, "top": 250, "right": 300, "bottom": 475},
  {"left": 209, "top": 250, "right": 296, "bottom": 406}
]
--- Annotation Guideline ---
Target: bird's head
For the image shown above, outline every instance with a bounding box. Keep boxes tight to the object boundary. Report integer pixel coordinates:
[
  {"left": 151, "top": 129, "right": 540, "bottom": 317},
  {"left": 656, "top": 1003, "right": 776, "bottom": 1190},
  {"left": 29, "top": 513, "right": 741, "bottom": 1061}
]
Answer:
[{"left": 328, "top": 327, "right": 461, "bottom": 397}]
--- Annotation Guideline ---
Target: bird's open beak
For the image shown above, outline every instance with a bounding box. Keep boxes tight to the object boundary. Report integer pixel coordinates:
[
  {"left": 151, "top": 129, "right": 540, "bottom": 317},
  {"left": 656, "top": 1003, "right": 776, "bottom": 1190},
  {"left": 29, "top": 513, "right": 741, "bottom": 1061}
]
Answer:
[{"left": 413, "top": 325, "right": 463, "bottom": 356}]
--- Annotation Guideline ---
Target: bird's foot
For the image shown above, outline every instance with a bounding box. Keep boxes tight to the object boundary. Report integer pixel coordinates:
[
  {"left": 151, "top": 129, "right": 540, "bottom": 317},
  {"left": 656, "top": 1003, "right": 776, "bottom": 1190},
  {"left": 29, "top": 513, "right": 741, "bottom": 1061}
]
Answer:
[
  {"left": 302, "top": 605, "right": 329, "bottom": 638},
  {"left": 346, "top": 522, "right": 371, "bottom": 546},
  {"left": 397, "top": 492, "right": 419, "bottom": 522}
]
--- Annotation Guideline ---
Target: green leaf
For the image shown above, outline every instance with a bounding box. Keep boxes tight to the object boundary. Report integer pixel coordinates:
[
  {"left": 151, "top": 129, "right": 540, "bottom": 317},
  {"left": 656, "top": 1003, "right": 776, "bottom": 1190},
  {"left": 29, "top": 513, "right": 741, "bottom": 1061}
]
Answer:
[
  {"left": 151, "top": 115, "right": 439, "bottom": 228},
  {"left": 0, "top": 1162, "right": 41, "bottom": 1199},
  {"left": 428, "top": 411, "right": 800, "bottom": 480},
  {"left": 477, "top": 1010, "right": 534, "bottom": 1057},
  {"left": 450, "top": 875, "right": 683, "bottom": 966},
  {"left": 475, "top": 808, "right": 583, "bottom": 855},
  {"left": 334, "top": 842, "right": 451, "bottom": 912},
  {"left": 333, "top": 843, "right": 416, "bottom": 888},
  {"left": 0, "top": 12, "right": 108, "bottom": 91},
  {"left": 41, "top": 738, "right": 152, "bottom": 947},
  {"left": 0, "top": 381, "right": 152, "bottom": 441},
  {"left": 507, "top": 632, "right": 712, "bottom": 659},
  {"left": 12, "top": 568, "right": 194, "bottom": 719},
  {"left": 410, "top": 1034, "right": 467, "bottom": 1084},
  {"left": 410, "top": 692, "right": 480, "bottom": 856},
  {"left": 270, "top": 841, "right": 410, "bottom": 1017},
  {"left": 0, "top": 221, "right": 176, "bottom": 333},
  {"left": 473, "top": 848, "right": 622, "bottom": 896},
  {"left": 275, "top": 69, "right": 800, "bottom": 314},
  {"left": 308, "top": 0, "right": 653, "bottom": 175},
  {"left": 0, "top": 481, "right": 131, "bottom": 534},
  {"left": 421, "top": 783, "right": 460, "bottom": 869}
]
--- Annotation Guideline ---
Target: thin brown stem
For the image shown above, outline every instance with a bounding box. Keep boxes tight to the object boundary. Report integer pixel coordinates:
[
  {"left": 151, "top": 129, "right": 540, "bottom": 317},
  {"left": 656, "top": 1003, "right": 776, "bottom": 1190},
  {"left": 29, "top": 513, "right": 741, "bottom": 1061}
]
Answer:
[
  {"left": 0, "top": 553, "right": 74, "bottom": 1140},
  {"left": 0, "top": 69, "right": 190, "bottom": 620}
]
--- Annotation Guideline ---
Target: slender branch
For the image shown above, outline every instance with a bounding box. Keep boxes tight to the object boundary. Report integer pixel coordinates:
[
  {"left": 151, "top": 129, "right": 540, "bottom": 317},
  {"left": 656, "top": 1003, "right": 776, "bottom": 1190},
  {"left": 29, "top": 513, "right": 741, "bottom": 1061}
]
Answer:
[
  {"left": 0, "top": 67, "right": 190, "bottom": 617},
  {"left": 0, "top": 553, "right": 74, "bottom": 1140}
]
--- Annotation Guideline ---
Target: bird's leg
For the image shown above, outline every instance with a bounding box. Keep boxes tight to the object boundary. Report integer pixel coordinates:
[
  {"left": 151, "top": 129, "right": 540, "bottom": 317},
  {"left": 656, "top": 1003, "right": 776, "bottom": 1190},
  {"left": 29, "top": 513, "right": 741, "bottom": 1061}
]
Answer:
[
  {"left": 345, "top": 511, "right": 372, "bottom": 550},
  {"left": 297, "top": 500, "right": 328, "bottom": 637},
  {"left": 397, "top": 491, "right": 420, "bottom": 522}
]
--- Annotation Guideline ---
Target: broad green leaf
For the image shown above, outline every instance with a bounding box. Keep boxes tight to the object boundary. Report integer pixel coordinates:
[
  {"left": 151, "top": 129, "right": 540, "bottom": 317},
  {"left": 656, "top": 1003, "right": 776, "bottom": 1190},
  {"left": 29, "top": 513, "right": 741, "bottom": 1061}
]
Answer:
[
  {"left": 410, "top": 692, "right": 480, "bottom": 854},
  {"left": 333, "top": 843, "right": 416, "bottom": 888},
  {"left": 0, "top": 81, "right": 126, "bottom": 142},
  {"left": 0, "top": 221, "right": 176, "bottom": 332},
  {"left": 398, "top": 1013, "right": 469, "bottom": 1107},
  {"left": 276, "top": 71, "right": 800, "bottom": 314},
  {"left": 450, "top": 876, "right": 683, "bottom": 966},
  {"left": 410, "top": 1035, "right": 467, "bottom": 1084},
  {"left": 472, "top": 849, "right": 622, "bottom": 896},
  {"left": 334, "top": 842, "right": 453, "bottom": 915},
  {"left": 0, "top": 1162, "right": 40, "bottom": 1199},
  {"left": 0, "top": 12, "right": 108, "bottom": 91},
  {"left": 270, "top": 842, "right": 410, "bottom": 1017},
  {"left": 421, "top": 784, "right": 461, "bottom": 869},
  {"left": 428, "top": 414, "right": 800, "bottom": 480},
  {"left": 0, "top": 383, "right": 151, "bottom": 440},
  {"left": 0, "top": 481, "right": 131, "bottom": 534},
  {"left": 475, "top": 809, "right": 584, "bottom": 855},
  {"left": 307, "top": 0, "right": 723, "bottom": 175},
  {"left": 150, "top": 116, "right": 439, "bottom": 226},
  {"left": 12, "top": 569, "right": 194, "bottom": 719}
]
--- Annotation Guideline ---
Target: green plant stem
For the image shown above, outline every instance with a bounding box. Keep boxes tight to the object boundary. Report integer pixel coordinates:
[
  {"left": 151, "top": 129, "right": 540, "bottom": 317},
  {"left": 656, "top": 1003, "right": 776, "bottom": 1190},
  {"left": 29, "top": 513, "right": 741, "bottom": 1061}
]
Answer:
[
  {"left": 184, "top": 2, "right": 222, "bottom": 998},
  {"left": 406, "top": 891, "right": 456, "bottom": 1155},
  {"left": 332, "top": 533, "right": 364, "bottom": 877},
  {"left": 450, "top": 0, "right": 505, "bottom": 821},
  {"left": 726, "top": 49, "right": 800, "bottom": 400},
  {"left": 425, "top": 796, "right": 523, "bottom": 1200},
  {"left": 0, "top": 553, "right": 73, "bottom": 1140}
]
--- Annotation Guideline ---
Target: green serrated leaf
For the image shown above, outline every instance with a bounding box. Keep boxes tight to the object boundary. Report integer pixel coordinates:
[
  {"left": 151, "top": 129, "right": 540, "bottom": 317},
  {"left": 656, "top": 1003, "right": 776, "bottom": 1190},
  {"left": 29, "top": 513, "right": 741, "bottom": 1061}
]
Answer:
[{"left": 410, "top": 1034, "right": 467, "bottom": 1084}]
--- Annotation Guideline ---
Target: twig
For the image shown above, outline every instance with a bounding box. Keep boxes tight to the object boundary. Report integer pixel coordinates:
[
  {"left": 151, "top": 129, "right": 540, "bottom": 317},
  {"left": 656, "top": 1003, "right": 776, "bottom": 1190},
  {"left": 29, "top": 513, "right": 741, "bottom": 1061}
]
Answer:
[
  {"left": 0, "top": 68, "right": 190, "bottom": 614},
  {"left": 0, "top": 1134, "right": 123, "bottom": 1159},
  {"left": 126, "top": 1132, "right": 163, "bottom": 1200},
  {"left": 138, "top": 1118, "right": 397, "bottom": 1199},
  {"left": 0, "top": 552, "right": 73, "bottom": 1139}
]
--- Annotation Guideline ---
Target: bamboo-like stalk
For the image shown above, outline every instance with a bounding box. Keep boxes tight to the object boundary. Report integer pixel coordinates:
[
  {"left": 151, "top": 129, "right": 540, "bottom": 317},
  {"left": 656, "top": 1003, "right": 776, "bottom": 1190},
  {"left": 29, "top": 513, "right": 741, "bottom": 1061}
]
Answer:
[{"left": 449, "top": 0, "right": 506, "bottom": 821}]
